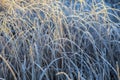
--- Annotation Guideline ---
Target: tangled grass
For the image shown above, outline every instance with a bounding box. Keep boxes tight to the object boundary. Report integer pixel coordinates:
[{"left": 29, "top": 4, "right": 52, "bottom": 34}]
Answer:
[{"left": 0, "top": 0, "right": 120, "bottom": 80}]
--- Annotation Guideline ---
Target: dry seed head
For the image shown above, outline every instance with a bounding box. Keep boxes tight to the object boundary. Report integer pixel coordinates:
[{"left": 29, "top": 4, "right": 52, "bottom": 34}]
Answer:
[{"left": 0, "top": 0, "right": 11, "bottom": 9}]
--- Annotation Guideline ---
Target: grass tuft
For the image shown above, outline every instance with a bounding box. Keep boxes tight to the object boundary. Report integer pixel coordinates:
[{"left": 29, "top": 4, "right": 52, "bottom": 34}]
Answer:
[{"left": 0, "top": 0, "right": 120, "bottom": 80}]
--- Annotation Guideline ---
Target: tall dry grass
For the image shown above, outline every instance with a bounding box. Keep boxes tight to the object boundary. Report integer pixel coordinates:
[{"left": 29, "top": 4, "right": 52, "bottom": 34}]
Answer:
[{"left": 0, "top": 0, "right": 120, "bottom": 80}]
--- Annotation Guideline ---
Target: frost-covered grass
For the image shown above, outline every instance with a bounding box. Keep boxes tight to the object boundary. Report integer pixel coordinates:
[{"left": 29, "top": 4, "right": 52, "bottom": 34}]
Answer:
[{"left": 0, "top": 0, "right": 120, "bottom": 80}]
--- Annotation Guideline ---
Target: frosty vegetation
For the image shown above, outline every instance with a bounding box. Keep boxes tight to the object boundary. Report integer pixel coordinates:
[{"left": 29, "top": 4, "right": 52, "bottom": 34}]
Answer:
[{"left": 0, "top": 0, "right": 120, "bottom": 80}]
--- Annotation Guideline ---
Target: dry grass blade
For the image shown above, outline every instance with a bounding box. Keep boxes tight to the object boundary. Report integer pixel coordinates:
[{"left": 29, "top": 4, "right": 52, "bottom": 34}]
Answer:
[{"left": 0, "top": 54, "right": 17, "bottom": 80}]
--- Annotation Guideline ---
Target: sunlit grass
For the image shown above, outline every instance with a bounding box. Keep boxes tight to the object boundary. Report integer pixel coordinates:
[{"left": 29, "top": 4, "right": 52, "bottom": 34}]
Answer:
[{"left": 0, "top": 0, "right": 120, "bottom": 80}]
